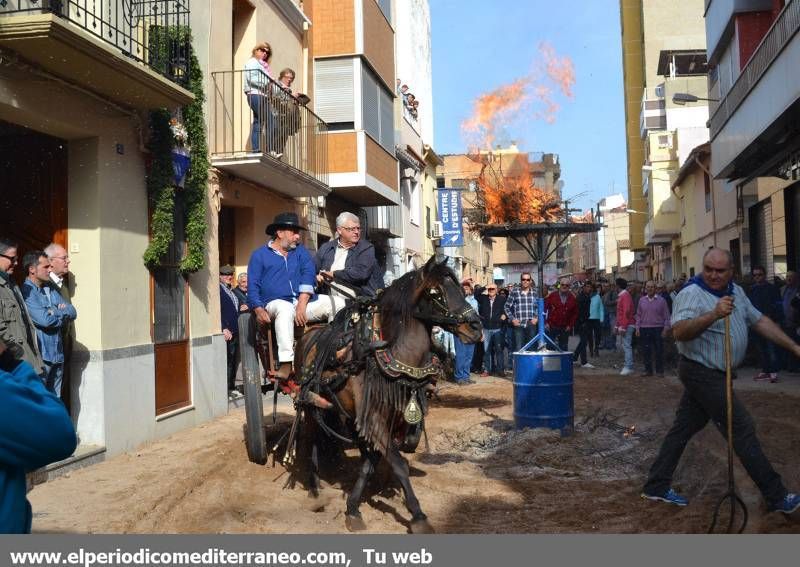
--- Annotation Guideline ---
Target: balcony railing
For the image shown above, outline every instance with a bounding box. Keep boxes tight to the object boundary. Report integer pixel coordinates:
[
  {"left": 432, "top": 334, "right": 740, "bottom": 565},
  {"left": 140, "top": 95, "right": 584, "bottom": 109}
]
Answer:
[
  {"left": 210, "top": 69, "right": 329, "bottom": 188},
  {"left": 709, "top": 0, "right": 800, "bottom": 138},
  {"left": 1, "top": 0, "right": 191, "bottom": 85}
]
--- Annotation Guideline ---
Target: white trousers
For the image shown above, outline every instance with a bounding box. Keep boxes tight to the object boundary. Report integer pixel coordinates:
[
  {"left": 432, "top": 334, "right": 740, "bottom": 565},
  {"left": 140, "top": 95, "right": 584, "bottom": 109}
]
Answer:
[{"left": 265, "top": 294, "right": 346, "bottom": 362}]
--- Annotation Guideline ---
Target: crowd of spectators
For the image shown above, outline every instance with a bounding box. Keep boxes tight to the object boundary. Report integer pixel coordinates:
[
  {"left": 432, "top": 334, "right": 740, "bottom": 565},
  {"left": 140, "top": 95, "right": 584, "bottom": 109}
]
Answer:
[{"left": 443, "top": 265, "right": 800, "bottom": 384}]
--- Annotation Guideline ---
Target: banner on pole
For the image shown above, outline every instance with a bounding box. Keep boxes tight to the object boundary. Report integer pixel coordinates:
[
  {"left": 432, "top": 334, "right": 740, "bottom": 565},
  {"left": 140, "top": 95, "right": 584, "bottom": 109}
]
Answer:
[{"left": 436, "top": 188, "right": 464, "bottom": 247}]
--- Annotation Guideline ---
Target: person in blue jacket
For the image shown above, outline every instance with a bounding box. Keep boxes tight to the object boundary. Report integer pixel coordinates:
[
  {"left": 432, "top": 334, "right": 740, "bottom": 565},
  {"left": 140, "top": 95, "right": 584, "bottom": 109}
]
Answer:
[
  {"left": 21, "top": 251, "right": 77, "bottom": 396},
  {"left": 0, "top": 338, "right": 77, "bottom": 533},
  {"left": 247, "top": 212, "right": 338, "bottom": 379}
]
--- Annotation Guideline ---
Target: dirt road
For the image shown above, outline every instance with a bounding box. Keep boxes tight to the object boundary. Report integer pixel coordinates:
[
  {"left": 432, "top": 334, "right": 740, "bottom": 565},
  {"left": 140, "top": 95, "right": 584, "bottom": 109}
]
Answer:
[{"left": 30, "top": 370, "right": 800, "bottom": 533}]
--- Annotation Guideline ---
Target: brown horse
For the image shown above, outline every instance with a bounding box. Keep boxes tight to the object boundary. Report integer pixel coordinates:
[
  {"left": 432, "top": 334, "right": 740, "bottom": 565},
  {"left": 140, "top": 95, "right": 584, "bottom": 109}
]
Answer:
[{"left": 291, "top": 256, "right": 482, "bottom": 533}]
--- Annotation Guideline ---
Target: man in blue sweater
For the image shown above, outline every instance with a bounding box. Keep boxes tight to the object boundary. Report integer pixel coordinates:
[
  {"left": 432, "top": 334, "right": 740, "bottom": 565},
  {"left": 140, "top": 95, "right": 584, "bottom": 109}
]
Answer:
[
  {"left": 247, "top": 213, "right": 337, "bottom": 379},
  {"left": 0, "top": 338, "right": 77, "bottom": 533}
]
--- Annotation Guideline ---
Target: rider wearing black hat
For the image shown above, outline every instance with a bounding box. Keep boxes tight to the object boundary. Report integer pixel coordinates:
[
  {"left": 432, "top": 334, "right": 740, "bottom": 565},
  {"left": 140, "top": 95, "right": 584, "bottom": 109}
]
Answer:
[{"left": 246, "top": 212, "right": 337, "bottom": 379}]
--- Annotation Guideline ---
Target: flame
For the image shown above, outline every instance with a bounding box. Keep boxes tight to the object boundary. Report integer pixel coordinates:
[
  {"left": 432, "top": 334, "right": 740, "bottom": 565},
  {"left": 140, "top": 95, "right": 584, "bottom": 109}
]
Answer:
[
  {"left": 474, "top": 157, "right": 563, "bottom": 225},
  {"left": 461, "top": 44, "right": 576, "bottom": 149},
  {"left": 539, "top": 42, "right": 575, "bottom": 99},
  {"left": 461, "top": 79, "right": 529, "bottom": 151}
]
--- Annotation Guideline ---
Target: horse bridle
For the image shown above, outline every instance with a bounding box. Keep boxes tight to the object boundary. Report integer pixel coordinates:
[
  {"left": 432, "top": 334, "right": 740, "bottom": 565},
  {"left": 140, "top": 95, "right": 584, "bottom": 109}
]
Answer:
[{"left": 413, "top": 277, "right": 478, "bottom": 327}]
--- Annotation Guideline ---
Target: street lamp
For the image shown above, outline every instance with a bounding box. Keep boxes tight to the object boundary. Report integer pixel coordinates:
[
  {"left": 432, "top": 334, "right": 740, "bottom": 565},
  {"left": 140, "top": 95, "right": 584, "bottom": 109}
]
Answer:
[{"left": 672, "top": 92, "right": 720, "bottom": 105}]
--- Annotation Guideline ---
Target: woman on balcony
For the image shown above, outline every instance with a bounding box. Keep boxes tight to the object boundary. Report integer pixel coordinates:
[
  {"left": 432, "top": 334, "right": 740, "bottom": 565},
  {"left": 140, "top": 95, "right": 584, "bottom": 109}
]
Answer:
[
  {"left": 272, "top": 68, "right": 305, "bottom": 157},
  {"left": 243, "top": 42, "right": 278, "bottom": 156}
]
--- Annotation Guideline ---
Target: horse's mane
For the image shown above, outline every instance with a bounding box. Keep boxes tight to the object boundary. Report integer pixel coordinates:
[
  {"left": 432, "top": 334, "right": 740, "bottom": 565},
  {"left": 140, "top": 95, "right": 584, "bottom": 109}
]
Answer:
[{"left": 377, "top": 260, "right": 456, "bottom": 342}]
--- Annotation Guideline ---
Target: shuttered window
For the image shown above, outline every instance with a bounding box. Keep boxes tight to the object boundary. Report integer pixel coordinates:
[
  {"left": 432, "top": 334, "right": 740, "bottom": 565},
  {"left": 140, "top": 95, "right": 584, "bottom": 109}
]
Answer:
[
  {"left": 748, "top": 199, "right": 773, "bottom": 278},
  {"left": 314, "top": 59, "right": 355, "bottom": 125},
  {"left": 362, "top": 66, "right": 394, "bottom": 153},
  {"left": 362, "top": 68, "right": 380, "bottom": 141}
]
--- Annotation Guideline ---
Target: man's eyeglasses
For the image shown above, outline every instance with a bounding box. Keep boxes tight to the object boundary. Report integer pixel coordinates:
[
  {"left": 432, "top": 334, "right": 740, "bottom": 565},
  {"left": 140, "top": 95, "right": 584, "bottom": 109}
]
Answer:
[
  {"left": 0, "top": 253, "right": 17, "bottom": 263},
  {"left": 50, "top": 255, "right": 69, "bottom": 261},
  {"left": 341, "top": 226, "right": 361, "bottom": 233}
]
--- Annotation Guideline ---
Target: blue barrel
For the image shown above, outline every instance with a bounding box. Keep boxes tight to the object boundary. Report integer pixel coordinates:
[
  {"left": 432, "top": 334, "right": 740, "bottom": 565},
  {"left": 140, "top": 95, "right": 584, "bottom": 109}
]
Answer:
[{"left": 512, "top": 351, "right": 574, "bottom": 435}]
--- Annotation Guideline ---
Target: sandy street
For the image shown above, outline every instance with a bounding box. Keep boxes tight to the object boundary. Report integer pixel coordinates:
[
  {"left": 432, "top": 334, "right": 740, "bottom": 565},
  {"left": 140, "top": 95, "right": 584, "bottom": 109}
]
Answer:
[{"left": 29, "top": 369, "right": 800, "bottom": 534}]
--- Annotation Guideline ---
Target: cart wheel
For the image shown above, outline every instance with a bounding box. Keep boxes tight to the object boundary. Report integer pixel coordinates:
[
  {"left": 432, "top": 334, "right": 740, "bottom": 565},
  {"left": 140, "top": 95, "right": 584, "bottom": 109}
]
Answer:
[{"left": 239, "top": 312, "right": 267, "bottom": 464}]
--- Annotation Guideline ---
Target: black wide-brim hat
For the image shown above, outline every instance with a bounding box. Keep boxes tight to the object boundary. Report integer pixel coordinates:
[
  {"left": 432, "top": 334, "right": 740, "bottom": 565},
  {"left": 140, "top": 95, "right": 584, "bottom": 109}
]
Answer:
[{"left": 266, "top": 212, "right": 307, "bottom": 235}]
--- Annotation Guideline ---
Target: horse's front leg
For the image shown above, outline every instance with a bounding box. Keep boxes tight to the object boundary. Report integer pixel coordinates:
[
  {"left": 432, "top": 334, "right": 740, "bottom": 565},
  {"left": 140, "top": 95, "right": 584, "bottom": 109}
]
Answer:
[
  {"left": 384, "top": 446, "right": 435, "bottom": 534},
  {"left": 345, "top": 447, "right": 380, "bottom": 532}
]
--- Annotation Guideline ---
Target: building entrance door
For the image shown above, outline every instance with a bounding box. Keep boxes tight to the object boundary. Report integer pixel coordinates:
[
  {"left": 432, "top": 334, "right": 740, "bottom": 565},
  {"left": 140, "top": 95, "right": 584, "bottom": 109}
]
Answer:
[{"left": 0, "top": 121, "right": 68, "bottom": 281}]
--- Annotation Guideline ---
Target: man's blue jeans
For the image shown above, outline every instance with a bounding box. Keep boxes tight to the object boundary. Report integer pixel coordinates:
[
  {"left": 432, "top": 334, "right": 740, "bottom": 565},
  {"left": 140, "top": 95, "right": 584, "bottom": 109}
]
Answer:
[
  {"left": 482, "top": 328, "right": 503, "bottom": 373},
  {"left": 453, "top": 337, "right": 475, "bottom": 383},
  {"left": 621, "top": 325, "right": 635, "bottom": 370},
  {"left": 41, "top": 360, "right": 64, "bottom": 398}
]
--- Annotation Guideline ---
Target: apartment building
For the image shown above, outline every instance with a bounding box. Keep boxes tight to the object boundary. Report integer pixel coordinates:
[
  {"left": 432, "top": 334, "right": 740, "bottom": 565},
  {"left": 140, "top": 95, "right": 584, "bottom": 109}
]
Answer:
[
  {"left": 705, "top": 0, "right": 800, "bottom": 278},
  {"left": 0, "top": 0, "right": 225, "bottom": 457},
  {"left": 620, "top": 0, "right": 710, "bottom": 281},
  {"left": 598, "top": 194, "right": 637, "bottom": 280},
  {"left": 364, "top": 0, "right": 438, "bottom": 281},
  {"left": 437, "top": 146, "right": 563, "bottom": 287}
]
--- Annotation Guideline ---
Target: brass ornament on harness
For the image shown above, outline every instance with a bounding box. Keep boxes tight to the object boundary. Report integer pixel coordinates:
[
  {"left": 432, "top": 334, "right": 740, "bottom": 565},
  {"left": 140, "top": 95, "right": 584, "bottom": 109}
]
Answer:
[{"left": 403, "top": 391, "right": 423, "bottom": 425}]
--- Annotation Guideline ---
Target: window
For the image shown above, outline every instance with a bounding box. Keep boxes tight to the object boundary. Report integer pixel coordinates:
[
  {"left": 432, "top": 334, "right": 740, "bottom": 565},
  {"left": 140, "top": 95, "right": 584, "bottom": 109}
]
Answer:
[
  {"left": 376, "top": 0, "right": 392, "bottom": 24},
  {"left": 425, "top": 206, "right": 431, "bottom": 237},
  {"left": 658, "top": 134, "right": 671, "bottom": 148},
  {"left": 409, "top": 179, "right": 420, "bottom": 226},
  {"left": 436, "top": 176, "right": 445, "bottom": 188},
  {"left": 314, "top": 59, "right": 355, "bottom": 128},
  {"left": 361, "top": 66, "right": 394, "bottom": 152},
  {"left": 703, "top": 172, "right": 712, "bottom": 212}
]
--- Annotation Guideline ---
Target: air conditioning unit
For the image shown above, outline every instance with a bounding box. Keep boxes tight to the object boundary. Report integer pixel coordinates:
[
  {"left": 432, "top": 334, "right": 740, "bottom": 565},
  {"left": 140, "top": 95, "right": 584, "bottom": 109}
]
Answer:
[{"left": 431, "top": 221, "right": 443, "bottom": 239}]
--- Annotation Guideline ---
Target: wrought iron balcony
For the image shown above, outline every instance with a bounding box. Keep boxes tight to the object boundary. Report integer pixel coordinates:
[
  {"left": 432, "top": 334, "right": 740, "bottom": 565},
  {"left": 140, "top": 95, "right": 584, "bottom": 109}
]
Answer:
[
  {"left": 209, "top": 69, "right": 329, "bottom": 197},
  {"left": 0, "top": 0, "right": 191, "bottom": 85}
]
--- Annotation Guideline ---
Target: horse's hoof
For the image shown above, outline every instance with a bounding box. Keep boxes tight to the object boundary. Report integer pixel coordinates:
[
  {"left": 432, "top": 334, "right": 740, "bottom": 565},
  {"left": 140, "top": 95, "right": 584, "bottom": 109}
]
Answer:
[
  {"left": 410, "top": 517, "right": 435, "bottom": 534},
  {"left": 345, "top": 514, "right": 367, "bottom": 532},
  {"left": 303, "top": 487, "right": 335, "bottom": 512}
]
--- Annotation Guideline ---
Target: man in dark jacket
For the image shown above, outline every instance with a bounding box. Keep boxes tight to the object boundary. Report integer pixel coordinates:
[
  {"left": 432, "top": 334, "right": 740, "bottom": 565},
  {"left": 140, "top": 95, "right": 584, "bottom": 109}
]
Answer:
[
  {"left": 219, "top": 265, "right": 239, "bottom": 393},
  {"left": 316, "top": 212, "right": 383, "bottom": 307},
  {"left": 747, "top": 266, "right": 783, "bottom": 382},
  {"left": 474, "top": 283, "right": 507, "bottom": 376}
]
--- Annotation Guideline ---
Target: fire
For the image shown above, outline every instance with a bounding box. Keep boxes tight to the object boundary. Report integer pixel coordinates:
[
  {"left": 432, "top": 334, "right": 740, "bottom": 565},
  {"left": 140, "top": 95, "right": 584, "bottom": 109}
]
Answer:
[
  {"left": 461, "top": 79, "right": 529, "bottom": 150},
  {"left": 473, "top": 157, "right": 562, "bottom": 225},
  {"left": 461, "top": 43, "right": 576, "bottom": 149},
  {"left": 539, "top": 42, "right": 575, "bottom": 99}
]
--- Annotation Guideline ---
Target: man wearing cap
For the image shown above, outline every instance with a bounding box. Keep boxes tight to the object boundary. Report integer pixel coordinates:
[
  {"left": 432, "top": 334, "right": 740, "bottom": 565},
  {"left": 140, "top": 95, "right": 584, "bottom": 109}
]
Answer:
[
  {"left": 219, "top": 264, "right": 240, "bottom": 393},
  {"left": 247, "top": 212, "right": 337, "bottom": 379}
]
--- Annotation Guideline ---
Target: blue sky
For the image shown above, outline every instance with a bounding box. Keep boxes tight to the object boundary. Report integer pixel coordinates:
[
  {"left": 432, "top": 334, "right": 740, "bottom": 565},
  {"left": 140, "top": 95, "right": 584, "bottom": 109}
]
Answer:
[{"left": 430, "top": 0, "right": 628, "bottom": 213}]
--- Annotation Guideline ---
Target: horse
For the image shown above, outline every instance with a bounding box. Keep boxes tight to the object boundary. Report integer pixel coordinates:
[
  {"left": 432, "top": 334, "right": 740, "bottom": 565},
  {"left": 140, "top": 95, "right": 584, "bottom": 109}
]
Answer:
[{"left": 289, "top": 256, "right": 482, "bottom": 533}]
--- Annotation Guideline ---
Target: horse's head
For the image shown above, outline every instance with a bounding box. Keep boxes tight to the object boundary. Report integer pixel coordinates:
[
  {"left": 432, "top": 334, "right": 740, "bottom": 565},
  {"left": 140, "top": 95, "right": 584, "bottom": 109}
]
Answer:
[{"left": 412, "top": 256, "right": 483, "bottom": 344}]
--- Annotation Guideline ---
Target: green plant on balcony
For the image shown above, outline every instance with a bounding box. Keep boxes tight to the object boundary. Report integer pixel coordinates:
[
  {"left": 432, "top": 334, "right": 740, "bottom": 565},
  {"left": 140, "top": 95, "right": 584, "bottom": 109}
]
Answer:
[{"left": 144, "top": 31, "right": 209, "bottom": 274}]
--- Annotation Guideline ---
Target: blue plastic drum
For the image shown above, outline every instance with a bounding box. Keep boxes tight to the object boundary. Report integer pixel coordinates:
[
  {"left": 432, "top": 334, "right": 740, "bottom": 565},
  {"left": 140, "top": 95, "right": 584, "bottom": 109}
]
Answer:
[{"left": 512, "top": 350, "right": 574, "bottom": 435}]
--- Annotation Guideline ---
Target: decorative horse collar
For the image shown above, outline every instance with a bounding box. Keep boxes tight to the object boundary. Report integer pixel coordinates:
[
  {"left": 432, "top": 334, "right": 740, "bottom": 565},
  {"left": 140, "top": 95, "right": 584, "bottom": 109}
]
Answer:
[{"left": 374, "top": 348, "right": 441, "bottom": 381}]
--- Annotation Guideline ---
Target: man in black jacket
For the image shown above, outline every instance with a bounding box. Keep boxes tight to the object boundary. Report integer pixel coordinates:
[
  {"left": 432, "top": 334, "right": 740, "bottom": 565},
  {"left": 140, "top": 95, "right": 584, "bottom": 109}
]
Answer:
[
  {"left": 747, "top": 266, "right": 783, "bottom": 382},
  {"left": 315, "top": 212, "right": 383, "bottom": 312},
  {"left": 474, "top": 283, "right": 507, "bottom": 377}
]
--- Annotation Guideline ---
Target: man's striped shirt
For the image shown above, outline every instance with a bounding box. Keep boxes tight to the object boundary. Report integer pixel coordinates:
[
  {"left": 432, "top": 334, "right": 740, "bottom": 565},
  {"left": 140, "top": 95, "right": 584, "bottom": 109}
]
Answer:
[{"left": 672, "top": 282, "right": 762, "bottom": 371}]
